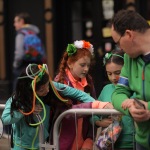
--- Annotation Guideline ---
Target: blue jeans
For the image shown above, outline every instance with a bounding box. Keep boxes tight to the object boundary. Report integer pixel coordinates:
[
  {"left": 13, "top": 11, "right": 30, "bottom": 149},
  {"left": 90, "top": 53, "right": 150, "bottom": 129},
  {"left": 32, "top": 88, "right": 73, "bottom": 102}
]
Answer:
[{"left": 136, "top": 142, "right": 147, "bottom": 150}]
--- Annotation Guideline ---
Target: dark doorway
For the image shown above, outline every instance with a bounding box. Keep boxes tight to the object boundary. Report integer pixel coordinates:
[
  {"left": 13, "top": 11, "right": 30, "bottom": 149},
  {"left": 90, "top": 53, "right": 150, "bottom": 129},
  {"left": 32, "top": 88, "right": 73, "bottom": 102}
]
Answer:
[
  {"left": 4, "top": 0, "right": 45, "bottom": 92},
  {"left": 52, "top": 0, "right": 126, "bottom": 96}
]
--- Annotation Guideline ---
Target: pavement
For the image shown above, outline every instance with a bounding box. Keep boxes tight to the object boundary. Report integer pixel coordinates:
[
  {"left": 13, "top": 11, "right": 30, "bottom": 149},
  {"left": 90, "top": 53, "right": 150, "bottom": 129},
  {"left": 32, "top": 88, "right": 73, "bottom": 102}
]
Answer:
[{"left": 0, "top": 134, "right": 11, "bottom": 150}]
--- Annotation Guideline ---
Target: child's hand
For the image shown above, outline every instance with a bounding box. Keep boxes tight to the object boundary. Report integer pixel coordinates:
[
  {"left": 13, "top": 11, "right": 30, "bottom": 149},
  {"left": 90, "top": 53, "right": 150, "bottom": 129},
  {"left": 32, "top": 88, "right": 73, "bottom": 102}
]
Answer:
[
  {"left": 95, "top": 118, "right": 113, "bottom": 127},
  {"left": 121, "top": 99, "right": 134, "bottom": 110},
  {"left": 33, "top": 104, "right": 43, "bottom": 114},
  {"left": 104, "top": 103, "right": 114, "bottom": 109}
]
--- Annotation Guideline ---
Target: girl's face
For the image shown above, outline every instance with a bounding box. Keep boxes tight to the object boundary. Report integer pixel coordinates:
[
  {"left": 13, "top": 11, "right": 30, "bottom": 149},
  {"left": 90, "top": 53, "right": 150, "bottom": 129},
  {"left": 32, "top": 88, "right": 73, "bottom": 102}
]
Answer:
[
  {"left": 36, "top": 81, "right": 49, "bottom": 97},
  {"left": 68, "top": 56, "right": 91, "bottom": 80},
  {"left": 106, "top": 62, "right": 123, "bottom": 85}
]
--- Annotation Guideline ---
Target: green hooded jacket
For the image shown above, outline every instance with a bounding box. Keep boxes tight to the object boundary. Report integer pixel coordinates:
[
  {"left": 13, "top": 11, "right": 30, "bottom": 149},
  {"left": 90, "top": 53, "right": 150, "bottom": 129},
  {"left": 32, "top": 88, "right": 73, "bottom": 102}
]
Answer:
[{"left": 112, "top": 54, "right": 150, "bottom": 149}]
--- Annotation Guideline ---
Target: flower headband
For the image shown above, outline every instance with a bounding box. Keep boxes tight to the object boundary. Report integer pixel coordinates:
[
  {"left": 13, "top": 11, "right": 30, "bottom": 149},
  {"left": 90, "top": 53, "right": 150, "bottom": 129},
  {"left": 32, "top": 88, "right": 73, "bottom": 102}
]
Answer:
[
  {"left": 66, "top": 40, "right": 94, "bottom": 56},
  {"left": 103, "top": 52, "right": 124, "bottom": 65}
]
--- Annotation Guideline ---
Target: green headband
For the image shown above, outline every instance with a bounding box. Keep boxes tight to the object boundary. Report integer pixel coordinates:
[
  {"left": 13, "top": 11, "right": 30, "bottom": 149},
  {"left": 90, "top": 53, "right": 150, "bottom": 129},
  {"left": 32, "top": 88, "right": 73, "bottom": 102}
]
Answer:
[{"left": 103, "top": 52, "right": 124, "bottom": 65}]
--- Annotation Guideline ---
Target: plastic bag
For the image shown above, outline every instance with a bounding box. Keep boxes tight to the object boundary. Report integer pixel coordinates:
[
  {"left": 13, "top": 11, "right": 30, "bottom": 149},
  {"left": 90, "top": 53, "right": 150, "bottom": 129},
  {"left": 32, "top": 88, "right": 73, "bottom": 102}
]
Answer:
[{"left": 96, "top": 116, "right": 122, "bottom": 150}]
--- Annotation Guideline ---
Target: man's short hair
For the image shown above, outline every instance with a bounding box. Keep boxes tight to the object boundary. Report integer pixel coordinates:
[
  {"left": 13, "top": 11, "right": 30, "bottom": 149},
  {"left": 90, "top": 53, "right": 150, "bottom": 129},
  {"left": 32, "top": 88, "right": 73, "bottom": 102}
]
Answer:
[
  {"left": 111, "top": 9, "right": 150, "bottom": 35},
  {"left": 15, "top": 12, "right": 31, "bottom": 24}
]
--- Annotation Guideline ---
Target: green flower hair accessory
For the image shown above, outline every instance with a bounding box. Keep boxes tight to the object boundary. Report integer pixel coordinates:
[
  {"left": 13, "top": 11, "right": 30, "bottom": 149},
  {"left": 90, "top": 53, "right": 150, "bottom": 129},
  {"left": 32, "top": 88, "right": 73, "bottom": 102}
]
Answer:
[
  {"left": 66, "top": 44, "right": 77, "bottom": 56},
  {"left": 103, "top": 52, "right": 124, "bottom": 65},
  {"left": 66, "top": 40, "right": 94, "bottom": 56},
  {"left": 103, "top": 52, "right": 112, "bottom": 65}
]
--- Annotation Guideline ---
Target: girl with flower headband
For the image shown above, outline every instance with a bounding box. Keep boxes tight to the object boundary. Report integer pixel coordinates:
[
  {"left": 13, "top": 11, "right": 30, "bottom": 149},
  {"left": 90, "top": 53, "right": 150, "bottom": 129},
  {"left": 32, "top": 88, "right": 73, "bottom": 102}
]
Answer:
[
  {"left": 1, "top": 63, "right": 112, "bottom": 150},
  {"left": 54, "top": 40, "right": 97, "bottom": 150},
  {"left": 92, "top": 50, "right": 135, "bottom": 150}
]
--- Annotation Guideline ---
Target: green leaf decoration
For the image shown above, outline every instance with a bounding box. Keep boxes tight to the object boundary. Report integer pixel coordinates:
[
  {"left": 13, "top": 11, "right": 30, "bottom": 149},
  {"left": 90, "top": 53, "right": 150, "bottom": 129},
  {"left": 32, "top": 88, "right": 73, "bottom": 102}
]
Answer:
[{"left": 66, "top": 44, "right": 77, "bottom": 56}]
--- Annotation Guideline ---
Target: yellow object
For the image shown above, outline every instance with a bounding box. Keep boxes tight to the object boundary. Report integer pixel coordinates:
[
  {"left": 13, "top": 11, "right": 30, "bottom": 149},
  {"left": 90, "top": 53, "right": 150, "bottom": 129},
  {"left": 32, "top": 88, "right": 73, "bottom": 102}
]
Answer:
[
  {"left": 102, "top": 27, "right": 111, "bottom": 38},
  {"left": 147, "top": 20, "right": 150, "bottom": 25}
]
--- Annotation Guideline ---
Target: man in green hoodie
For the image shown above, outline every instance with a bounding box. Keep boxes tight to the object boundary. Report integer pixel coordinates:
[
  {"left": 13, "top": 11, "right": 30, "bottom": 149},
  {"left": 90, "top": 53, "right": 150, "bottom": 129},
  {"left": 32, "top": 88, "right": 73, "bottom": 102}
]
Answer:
[{"left": 111, "top": 9, "right": 150, "bottom": 150}]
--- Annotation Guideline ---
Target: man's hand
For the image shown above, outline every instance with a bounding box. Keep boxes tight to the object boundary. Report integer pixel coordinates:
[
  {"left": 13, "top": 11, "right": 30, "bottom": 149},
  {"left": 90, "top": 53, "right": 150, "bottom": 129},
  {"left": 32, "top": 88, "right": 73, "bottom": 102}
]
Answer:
[
  {"left": 121, "top": 98, "right": 149, "bottom": 122},
  {"left": 122, "top": 98, "right": 147, "bottom": 110},
  {"left": 129, "top": 104, "right": 150, "bottom": 122},
  {"left": 121, "top": 98, "right": 134, "bottom": 109}
]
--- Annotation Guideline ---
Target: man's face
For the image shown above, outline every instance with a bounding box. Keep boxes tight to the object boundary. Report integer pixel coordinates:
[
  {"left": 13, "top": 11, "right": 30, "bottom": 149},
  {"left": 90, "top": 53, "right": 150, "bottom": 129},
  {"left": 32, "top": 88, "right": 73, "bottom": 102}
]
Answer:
[
  {"left": 14, "top": 16, "right": 24, "bottom": 31},
  {"left": 111, "top": 25, "right": 139, "bottom": 58}
]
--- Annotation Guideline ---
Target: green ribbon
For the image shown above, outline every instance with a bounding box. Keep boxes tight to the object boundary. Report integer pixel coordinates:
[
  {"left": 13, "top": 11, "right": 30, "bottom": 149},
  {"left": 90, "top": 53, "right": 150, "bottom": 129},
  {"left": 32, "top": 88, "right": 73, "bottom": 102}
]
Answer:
[{"left": 103, "top": 52, "right": 124, "bottom": 65}]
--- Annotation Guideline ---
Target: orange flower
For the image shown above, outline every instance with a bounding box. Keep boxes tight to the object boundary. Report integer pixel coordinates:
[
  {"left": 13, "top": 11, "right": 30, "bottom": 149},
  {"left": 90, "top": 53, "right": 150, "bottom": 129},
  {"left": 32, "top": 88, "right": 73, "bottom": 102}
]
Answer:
[{"left": 83, "top": 40, "right": 91, "bottom": 49}]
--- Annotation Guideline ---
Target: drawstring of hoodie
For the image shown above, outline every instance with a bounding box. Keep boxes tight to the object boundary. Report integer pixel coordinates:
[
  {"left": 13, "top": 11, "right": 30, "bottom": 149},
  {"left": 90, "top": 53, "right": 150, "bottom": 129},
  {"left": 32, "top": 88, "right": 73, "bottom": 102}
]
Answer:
[
  {"left": 142, "top": 64, "right": 146, "bottom": 101},
  {"left": 136, "top": 57, "right": 148, "bottom": 101},
  {"left": 142, "top": 63, "right": 149, "bottom": 102}
]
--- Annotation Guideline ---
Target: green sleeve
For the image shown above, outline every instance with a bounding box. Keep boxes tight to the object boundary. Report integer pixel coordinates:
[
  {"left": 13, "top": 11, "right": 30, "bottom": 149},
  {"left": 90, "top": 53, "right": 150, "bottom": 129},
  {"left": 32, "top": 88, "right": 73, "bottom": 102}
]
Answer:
[
  {"left": 98, "top": 91, "right": 103, "bottom": 101},
  {"left": 112, "top": 54, "right": 133, "bottom": 116},
  {"left": 148, "top": 102, "right": 150, "bottom": 110},
  {"left": 1, "top": 98, "right": 24, "bottom": 125},
  {"left": 98, "top": 87, "right": 105, "bottom": 101},
  {"left": 52, "top": 81, "right": 95, "bottom": 102}
]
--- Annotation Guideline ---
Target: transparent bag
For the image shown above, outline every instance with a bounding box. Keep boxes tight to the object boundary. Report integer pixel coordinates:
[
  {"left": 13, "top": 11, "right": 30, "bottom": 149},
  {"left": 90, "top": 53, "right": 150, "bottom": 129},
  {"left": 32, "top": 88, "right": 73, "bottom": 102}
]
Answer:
[{"left": 96, "top": 116, "right": 122, "bottom": 150}]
